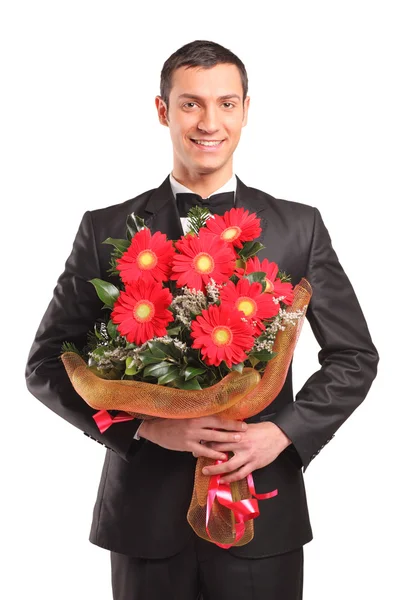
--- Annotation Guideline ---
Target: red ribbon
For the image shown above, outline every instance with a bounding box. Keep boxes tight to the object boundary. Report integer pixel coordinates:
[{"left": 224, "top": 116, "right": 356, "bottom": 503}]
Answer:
[
  {"left": 93, "top": 409, "right": 134, "bottom": 433},
  {"left": 205, "top": 458, "right": 278, "bottom": 549}
]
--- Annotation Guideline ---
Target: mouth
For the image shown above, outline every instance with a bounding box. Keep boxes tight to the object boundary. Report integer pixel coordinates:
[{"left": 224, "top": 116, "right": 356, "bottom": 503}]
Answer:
[{"left": 189, "top": 138, "right": 225, "bottom": 151}]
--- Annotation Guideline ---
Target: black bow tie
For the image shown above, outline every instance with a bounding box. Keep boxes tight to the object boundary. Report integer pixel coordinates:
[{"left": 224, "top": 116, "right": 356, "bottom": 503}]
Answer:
[{"left": 176, "top": 191, "right": 235, "bottom": 218}]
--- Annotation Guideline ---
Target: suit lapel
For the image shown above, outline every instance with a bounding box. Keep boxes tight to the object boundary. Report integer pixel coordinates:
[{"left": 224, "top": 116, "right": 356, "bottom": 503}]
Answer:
[
  {"left": 143, "top": 175, "right": 184, "bottom": 240},
  {"left": 235, "top": 175, "right": 268, "bottom": 239}
]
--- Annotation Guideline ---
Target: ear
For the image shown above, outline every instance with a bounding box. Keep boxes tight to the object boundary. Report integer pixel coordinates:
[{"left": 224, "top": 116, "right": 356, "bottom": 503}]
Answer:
[
  {"left": 242, "top": 96, "right": 250, "bottom": 127},
  {"left": 155, "top": 96, "right": 169, "bottom": 127}
]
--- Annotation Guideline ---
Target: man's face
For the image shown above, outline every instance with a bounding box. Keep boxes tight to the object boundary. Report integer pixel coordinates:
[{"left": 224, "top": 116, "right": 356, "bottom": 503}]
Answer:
[{"left": 156, "top": 63, "right": 250, "bottom": 175}]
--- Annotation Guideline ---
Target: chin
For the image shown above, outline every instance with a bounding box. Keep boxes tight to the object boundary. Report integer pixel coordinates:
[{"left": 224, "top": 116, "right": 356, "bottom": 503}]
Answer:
[
  {"left": 194, "top": 154, "right": 228, "bottom": 169},
  {"left": 192, "top": 161, "right": 226, "bottom": 175}
]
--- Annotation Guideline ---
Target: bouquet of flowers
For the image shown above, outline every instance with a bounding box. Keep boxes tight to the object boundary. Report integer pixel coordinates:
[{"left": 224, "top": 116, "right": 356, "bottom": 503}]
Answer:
[{"left": 61, "top": 206, "right": 311, "bottom": 548}]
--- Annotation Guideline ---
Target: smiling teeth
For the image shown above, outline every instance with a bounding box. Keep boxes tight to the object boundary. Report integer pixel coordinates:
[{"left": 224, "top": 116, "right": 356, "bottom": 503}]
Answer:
[{"left": 193, "top": 140, "right": 223, "bottom": 146}]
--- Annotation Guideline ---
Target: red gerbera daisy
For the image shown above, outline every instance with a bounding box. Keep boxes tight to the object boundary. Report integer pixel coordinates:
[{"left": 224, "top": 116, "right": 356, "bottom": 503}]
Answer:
[
  {"left": 171, "top": 229, "right": 235, "bottom": 292},
  {"left": 111, "top": 279, "right": 173, "bottom": 345},
  {"left": 245, "top": 257, "right": 294, "bottom": 305},
  {"left": 116, "top": 228, "right": 174, "bottom": 285},
  {"left": 203, "top": 207, "right": 262, "bottom": 249},
  {"left": 220, "top": 278, "right": 279, "bottom": 335},
  {"left": 191, "top": 304, "right": 255, "bottom": 368}
]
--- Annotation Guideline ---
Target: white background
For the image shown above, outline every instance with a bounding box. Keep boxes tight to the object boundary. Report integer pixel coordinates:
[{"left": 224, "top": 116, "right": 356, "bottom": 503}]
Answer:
[{"left": 1, "top": 1, "right": 398, "bottom": 598}]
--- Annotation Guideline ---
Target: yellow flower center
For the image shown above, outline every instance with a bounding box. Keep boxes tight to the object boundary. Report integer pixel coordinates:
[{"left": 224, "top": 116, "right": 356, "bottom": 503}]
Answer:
[
  {"left": 221, "top": 226, "right": 241, "bottom": 242},
  {"left": 236, "top": 296, "right": 257, "bottom": 317},
  {"left": 137, "top": 249, "right": 158, "bottom": 270},
  {"left": 133, "top": 300, "right": 155, "bottom": 323},
  {"left": 264, "top": 278, "right": 274, "bottom": 293},
  {"left": 212, "top": 326, "right": 233, "bottom": 347},
  {"left": 193, "top": 252, "right": 215, "bottom": 274}
]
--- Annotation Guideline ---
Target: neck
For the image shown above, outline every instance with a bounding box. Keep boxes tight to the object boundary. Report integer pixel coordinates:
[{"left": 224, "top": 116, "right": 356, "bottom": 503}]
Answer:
[{"left": 172, "top": 160, "right": 233, "bottom": 198}]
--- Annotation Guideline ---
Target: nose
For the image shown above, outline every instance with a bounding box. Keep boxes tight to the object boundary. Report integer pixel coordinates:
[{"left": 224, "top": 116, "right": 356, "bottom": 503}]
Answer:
[{"left": 197, "top": 106, "right": 220, "bottom": 134}]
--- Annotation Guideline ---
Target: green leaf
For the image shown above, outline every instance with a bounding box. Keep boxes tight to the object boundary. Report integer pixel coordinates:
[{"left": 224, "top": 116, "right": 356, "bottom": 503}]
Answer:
[
  {"left": 125, "top": 357, "right": 138, "bottom": 376},
  {"left": 94, "top": 325, "right": 103, "bottom": 340},
  {"left": 60, "top": 341, "right": 83, "bottom": 357},
  {"left": 140, "top": 352, "right": 165, "bottom": 366},
  {"left": 146, "top": 341, "right": 168, "bottom": 358},
  {"left": 239, "top": 241, "right": 265, "bottom": 260},
  {"left": 89, "top": 278, "right": 120, "bottom": 308},
  {"left": 183, "top": 366, "right": 206, "bottom": 380},
  {"left": 107, "top": 320, "right": 118, "bottom": 339},
  {"left": 143, "top": 361, "right": 172, "bottom": 379},
  {"left": 102, "top": 238, "right": 130, "bottom": 253},
  {"left": 87, "top": 365, "right": 122, "bottom": 380},
  {"left": 186, "top": 205, "right": 212, "bottom": 235},
  {"left": 244, "top": 271, "right": 267, "bottom": 285},
  {"left": 164, "top": 342, "right": 182, "bottom": 360},
  {"left": 138, "top": 340, "right": 182, "bottom": 370},
  {"left": 126, "top": 213, "right": 146, "bottom": 240},
  {"left": 166, "top": 325, "right": 182, "bottom": 336},
  {"left": 235, "top": 258, "right": 246, "bottom": 272},
  {"left": 250, "top": 350, "right": 277, "bottom": 362},
  {"left": 157, "top": 367, "right": 180, "bottom": 385},
  {"left": 149, "top": 340, "right": 181, "bottom": 360},
  {"left": 174, "top": 376, "right": 202, "bottom": 390},
  {"left": 231, "top": 362, "right": 244, "bottom": 373},
  {"left": 277, "top": 270, "right": 292, "bottom": 283},
  {"left": 243, "top": 271, "right": 269, "bottom": 292},
  {"left": 248, "top": 355, "right": 260, "bottom": 367}
]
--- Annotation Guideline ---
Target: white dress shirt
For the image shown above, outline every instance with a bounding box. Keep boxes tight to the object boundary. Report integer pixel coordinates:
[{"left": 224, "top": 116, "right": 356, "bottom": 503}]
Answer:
[{"left": 133, "top": 172, "right": 238, "bottom": 441}]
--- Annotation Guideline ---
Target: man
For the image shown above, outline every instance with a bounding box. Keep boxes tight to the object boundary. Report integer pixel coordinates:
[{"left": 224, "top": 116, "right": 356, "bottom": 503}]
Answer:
[{"left": 25, "top": 40, "right": 379, "bottom": 599}]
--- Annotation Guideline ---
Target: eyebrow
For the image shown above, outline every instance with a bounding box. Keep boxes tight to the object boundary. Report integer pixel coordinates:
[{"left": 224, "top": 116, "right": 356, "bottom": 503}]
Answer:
[{"left": 177, "top": 93, "right": 241, "bottom": 102}]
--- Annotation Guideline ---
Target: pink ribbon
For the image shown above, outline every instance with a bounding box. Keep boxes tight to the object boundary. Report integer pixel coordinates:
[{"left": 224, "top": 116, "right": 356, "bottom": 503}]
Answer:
[
  {"left": 205, "top": 457, "right": 278, "bottom": 549},
  {"left": 93, "top": 409, "right": 134, "bottom": 433}
]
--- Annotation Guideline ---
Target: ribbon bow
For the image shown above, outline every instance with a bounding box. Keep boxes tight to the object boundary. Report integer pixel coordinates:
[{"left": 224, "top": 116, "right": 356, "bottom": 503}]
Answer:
[{"left": 176, "top": 191, "right": 234, "bottom": 217}]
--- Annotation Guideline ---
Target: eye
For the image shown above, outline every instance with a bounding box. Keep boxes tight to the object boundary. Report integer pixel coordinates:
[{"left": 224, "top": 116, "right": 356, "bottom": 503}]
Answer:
[
  {"left": 223, "top": 102, "right": 235, "bottom": 108},
  {"left": 183, "top": 102, "right": 197, "bottom": 109}
]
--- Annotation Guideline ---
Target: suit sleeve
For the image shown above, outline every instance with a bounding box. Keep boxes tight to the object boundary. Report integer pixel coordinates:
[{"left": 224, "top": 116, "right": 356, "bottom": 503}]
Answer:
[
  {"left": 25, "top": 210, "right": 145, "bottom": 461},
  {"left": 271, "top": 207, "right": 379, "bottom": 472}
]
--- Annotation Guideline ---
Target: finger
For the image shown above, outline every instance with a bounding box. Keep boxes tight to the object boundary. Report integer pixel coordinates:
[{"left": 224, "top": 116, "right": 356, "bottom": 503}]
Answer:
[
  {"left": 199, "top": 429, "right": 244, "bottom": 444},
  {"left": 220, "top": 465, "right": 253, "bottom": 484},
  {"left": 192, "top": 451, "right": 228, "bottom": 460},
  {"left": 202, "top": 455, "right": 242, "bottom": 476},
  {"left": 200, "top": 417, "right": 248, "bottom": 432},
  {"left": 206, "top": 443, "right": 242, "bottom": 453},
  {"left": 191, "top": 444, "right": 228, "bottom": 462}
]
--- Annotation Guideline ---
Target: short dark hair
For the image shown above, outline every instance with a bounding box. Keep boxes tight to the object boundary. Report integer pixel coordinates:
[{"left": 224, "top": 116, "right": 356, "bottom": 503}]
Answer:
[{"left": 160, "top": 40, "right": 248, "bottom": 110}]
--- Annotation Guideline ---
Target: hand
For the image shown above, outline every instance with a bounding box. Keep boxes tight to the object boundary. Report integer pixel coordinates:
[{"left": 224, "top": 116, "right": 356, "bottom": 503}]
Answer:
[
  {"left": 193, "top": 422, "right": 292, "bottom": 484},
  {"left": 139, "top": 416, "right": 248, "bottom": 462}
]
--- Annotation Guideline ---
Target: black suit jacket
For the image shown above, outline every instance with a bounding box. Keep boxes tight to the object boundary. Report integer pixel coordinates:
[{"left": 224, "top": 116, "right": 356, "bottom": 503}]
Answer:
[{"left": 25, "top": 174, "right": 379, "bottom": 558}]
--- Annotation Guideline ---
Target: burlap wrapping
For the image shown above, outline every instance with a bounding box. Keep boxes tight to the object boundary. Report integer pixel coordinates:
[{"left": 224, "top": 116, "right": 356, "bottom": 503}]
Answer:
[{"left": 61, "top": 277, "right": 312, "bottom": 547}]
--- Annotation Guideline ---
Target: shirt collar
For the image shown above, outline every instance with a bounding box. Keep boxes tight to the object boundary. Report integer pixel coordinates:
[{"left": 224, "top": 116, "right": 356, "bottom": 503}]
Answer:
[{"left": 169, "top": 172, "right": 237, "bottom": 199}]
